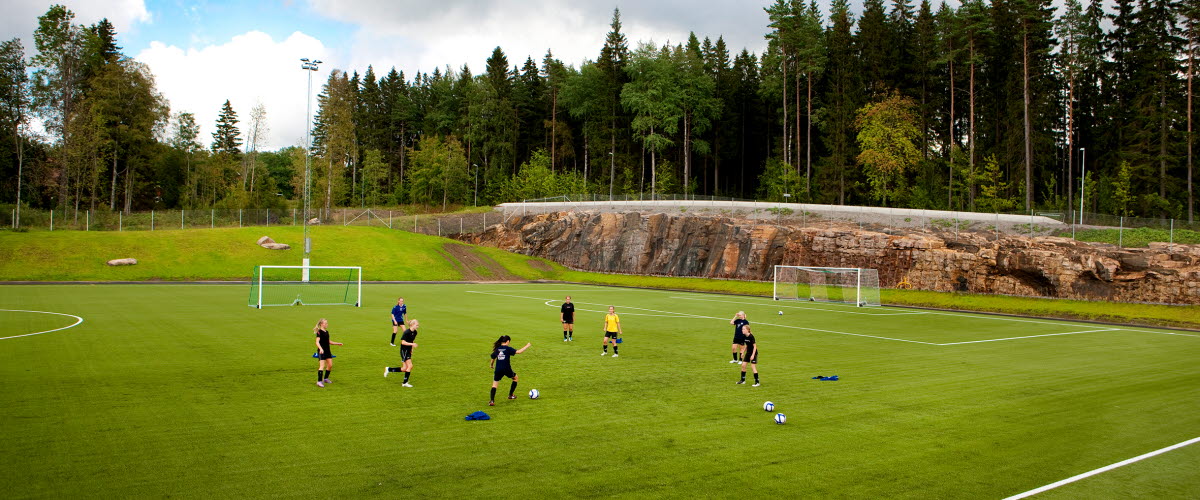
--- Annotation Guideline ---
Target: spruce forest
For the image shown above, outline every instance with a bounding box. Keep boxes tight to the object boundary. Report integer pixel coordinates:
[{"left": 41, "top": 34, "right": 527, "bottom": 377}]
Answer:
[{"left": 1, "top": 2, "right": 1198, "bottom": 221}]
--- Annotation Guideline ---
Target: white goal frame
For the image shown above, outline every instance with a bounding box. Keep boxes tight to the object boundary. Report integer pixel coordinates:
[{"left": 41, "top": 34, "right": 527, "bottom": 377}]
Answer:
[
  {"left": 251, "top": 265, "right": 362, "bottom": 308},
  {"left": 772, "top": 265, "right": 881, "bottom": 307}
]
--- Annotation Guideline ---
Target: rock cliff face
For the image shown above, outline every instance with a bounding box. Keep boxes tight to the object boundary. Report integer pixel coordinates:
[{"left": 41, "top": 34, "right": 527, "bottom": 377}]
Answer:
[{"left": 461, "top": 211, "right": 1200, "bottom": 305}]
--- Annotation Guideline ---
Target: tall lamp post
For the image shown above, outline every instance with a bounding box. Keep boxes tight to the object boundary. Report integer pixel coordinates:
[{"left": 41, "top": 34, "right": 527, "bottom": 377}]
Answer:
[
  {"left": 1078, "top": 147, "right": 1086, "bottom": 226},
  {"left": 300, "top": 57, "right": 321, "bottom": 282}
]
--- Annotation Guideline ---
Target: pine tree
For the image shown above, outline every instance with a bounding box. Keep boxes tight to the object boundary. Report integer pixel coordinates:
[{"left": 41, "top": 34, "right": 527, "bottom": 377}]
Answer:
[
  {"left": 822, "top": 0, "right": 862, "bottom": 204},
  {"left": 212, "top": 99, "right": 241, "bottom": 156}
]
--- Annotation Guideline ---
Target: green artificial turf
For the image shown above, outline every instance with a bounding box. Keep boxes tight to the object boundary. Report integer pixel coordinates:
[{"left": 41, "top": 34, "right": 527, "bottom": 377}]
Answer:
[{"left": 1, "top": 283, "right": 1197, "bottom": 498}]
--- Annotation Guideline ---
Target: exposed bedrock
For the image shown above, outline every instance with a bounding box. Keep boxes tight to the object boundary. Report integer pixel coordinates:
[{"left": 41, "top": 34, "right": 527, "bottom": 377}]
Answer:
[{"left": 459, "top": 212, "right": 1200, "bottom": 305}]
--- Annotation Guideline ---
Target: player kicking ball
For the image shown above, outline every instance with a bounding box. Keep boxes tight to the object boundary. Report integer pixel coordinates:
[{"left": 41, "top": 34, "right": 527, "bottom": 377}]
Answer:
[
  {"left": 737, "top": 324, "right": 760, "bottom": 387},
  {"left": 385, "top": 319, "right": 419, "bottom": 387},
  {"left": 489, "top": 335, "right": 531, "bottom": 405}
]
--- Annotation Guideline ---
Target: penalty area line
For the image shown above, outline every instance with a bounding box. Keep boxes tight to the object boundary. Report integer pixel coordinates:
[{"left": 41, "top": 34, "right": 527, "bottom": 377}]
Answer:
[
  {"left": 0, "top": 309, "right": 85, "bottom": 340},
  {"left": 1002, "top": 436, "right": 1200, "bottom": 500},
  {"left": 935, "top": 328, "right": 1119, "bottom": 346}
]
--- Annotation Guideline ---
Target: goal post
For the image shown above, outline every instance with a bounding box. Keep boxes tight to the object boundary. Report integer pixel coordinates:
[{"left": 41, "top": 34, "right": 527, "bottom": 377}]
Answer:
[
  {"left": 773, "top": 266, "right": 881, "bottom": 307},
  {"left": 249, "top": 265, "right": 362, "bottom": 308}
]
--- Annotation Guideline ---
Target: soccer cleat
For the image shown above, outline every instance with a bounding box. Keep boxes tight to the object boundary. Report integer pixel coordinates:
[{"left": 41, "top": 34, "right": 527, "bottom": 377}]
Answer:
[
  {"left": 316, "top": 381, "right": 325, "bottom": 388},
  {"left": 601, "top": 352, "right": 607, "bottom": 356},
  {"left": 736, "top": 380, "right": 745, "bottom": 385},
  {"left": 729, "top": 359, "right": 738, "bottom": 363},
  {"left": 488, "top": 401, "right": 495, "bottom": 406},
  {"left": 752, "top": 383, "right": 761, "bottom": 387},
  {"left": 568, "top": 337, "right": 573, "bottom": 341},
  {"left": 384, "top": 367, "right": 389, "bottom": 377},
  {"left": 402, "top": 383, "right": 413, "bottom": 388},
  {"left": 390, "top": 343, "right": 395, "bottom": 346},
  {"left": 324, "top": 379, "right": 331, "bottom": 384},
  {"left": 508, "top": 395, "right": 517, "bottom": 400},
  {"left": 564, "top": 338, "right": 569, "bottom": 342},
  {"left": 612, "top": 354, "right": 619, "bottom": 358}
]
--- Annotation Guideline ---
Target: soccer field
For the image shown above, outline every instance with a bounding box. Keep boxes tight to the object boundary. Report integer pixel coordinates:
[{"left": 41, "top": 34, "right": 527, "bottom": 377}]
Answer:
[{"left": 1, "top": 283, "right": 1198, "bottom": 498}]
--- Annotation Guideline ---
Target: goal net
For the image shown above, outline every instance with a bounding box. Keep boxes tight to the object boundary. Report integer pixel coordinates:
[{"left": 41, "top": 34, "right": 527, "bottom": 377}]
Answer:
[
  {"left": 249, "top": 265, "right": 362, "bottom": 308},
  {"left": 773, "top": 266, "right": 881, "bottom": 307}
]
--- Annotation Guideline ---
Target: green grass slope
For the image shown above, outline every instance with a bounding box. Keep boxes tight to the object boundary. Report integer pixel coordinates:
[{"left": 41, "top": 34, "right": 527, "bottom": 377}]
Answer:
[{"left": 0, "top": 226, "right": 564, "bottom": 281}]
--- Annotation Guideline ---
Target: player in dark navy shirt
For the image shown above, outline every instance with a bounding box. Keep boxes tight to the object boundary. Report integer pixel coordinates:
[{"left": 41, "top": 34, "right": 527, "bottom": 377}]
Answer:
[
  {"left": 560, "top": 295, "right": 575, "bottom": 341},
  {"left": 729, "top": 311, "right": 749, "bottom": 363},
  {"left": 385, "top": 319, "right": 419, "bottom": 387},
  {"left": 313, "top": 318, "right": 342, "bottom": 388},
  {"left": 489, "top": 335, "right": 531, "bottom": 405},
  {"left": 389, "top": 297, "right": 407, "bottom": 346},
  {"left": 738, "top": 325, "right": 760, "bottom": 387}
]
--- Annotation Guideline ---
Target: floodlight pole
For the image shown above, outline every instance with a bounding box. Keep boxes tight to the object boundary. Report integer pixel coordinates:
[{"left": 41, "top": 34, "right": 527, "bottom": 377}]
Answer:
[
  {"left": 301, "top": 58, "right": 322, "bottom": 282},
  {"left": 1078, "top": 147, "right": 1086, "bottom": 225}
]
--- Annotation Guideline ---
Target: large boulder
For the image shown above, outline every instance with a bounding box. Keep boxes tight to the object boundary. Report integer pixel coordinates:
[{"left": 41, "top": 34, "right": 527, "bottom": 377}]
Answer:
[
  {"left": 257, "top": 235, "right": 291, "bottom": 250},
  {"left": 107, "top": 258, "right": 137, "bottom": 266}
]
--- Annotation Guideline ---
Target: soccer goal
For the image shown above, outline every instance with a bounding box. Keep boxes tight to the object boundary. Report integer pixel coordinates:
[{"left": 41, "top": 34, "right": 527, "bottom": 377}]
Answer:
[
  {"left": 773, "top": 266, "right": 881, "bottom": 307},
  {"left": 249, "top": 265, "right": 362, "bottom": 308}
]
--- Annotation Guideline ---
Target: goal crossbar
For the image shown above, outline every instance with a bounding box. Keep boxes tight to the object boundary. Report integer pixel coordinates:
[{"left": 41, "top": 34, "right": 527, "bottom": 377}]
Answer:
[
  {"left": 773, "top": 265, "right": 881, "bottom": 307},
  {"left": 250, "top": 265, "right": 362, "bottom": 308}
]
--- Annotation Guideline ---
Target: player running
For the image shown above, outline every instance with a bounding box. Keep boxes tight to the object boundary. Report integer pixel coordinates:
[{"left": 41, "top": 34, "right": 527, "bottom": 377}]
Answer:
[
  {"left": 729, "top": 311, "right": 749, "bottom": 363},
  {"left": 601, "top": 305, "right": 621, "bottom": 357},
  {"left": 560, "top": 295, "right": 575, "bottom": 342},
  {"left": 738, "top": 324, "right": 760, "bottom": 387},
  {"left": 314, "top": 318, "right": 342, "bottom": 388},
  {"left": 389, "top": 297, "right": 407, "bottom": 346},
  {"left": 385, "top": 319, "right": 419, "bottom": 387},
  {"left": 489, "top": 335, "right": 531, "bottom": 406}
]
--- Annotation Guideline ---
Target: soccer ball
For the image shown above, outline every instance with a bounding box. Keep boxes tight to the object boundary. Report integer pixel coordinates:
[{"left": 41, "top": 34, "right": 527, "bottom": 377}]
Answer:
[
  {"left": 778, "top": 310, "right": 783, "bottom": 315},
  {"left": 774, "top": 413, "right": 787, "bottom": 425},
  {"left": 529, "top": 389, "right": 540, "bottom": 399},
  {"left": 763, "top": 401, "right": 775, "bottom": 412}
]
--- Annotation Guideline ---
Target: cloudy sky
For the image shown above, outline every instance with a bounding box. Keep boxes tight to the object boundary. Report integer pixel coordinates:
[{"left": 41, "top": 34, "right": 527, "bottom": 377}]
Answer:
[{"left": 2, "top": 0, "right": 792, "bottom": 151}]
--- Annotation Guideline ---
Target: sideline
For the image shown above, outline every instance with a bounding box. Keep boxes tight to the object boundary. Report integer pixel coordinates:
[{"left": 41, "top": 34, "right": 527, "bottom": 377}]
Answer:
[
  {"left": 1002, "top": 436, "right": 1200, "bottom": 499},
  {"left": 0, "top": 309, "right": 85, "bottom": 340}
]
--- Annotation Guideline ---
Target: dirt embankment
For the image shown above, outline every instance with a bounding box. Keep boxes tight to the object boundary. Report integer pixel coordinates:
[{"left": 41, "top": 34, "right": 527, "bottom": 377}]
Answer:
[{"left": 441, "top": 243, "right": 519, "bottom": 281}]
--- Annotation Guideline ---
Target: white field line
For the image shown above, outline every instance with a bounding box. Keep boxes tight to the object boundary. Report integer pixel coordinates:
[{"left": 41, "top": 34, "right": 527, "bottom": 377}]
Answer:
[
  {"left": 1108, "top": 328, "right": 1200, "bottom": 339},
  {"left": 469, "top": 290, "right": 939, "bottom": 345},
  {"left": 540, "top": 300, "right": 708, "bottom": 319},
  {"left": 0, "top": 309, "right": 85, "bottom": 340},
  {"left": 935, "top": 328, "right": 1119, "bottom": 346},
  {"left": 667, "top": 295, "right": 928, "bottom": 316},
  {"left": 1002, "top": 436, "right": 1200, "bottom": 500}
]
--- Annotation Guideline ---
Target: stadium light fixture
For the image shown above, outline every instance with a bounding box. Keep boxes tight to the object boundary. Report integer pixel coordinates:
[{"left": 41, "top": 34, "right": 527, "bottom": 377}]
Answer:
[{"left": 300, "top": 57, "right": 321, "bottom": 281}]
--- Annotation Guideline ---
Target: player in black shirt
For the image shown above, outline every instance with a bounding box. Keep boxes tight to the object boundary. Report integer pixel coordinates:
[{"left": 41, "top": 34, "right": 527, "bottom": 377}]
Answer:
[
  {"left": 729, "top": 311, "right": 749, "bottom": 363},
  {"left": 313, "top": 318, "right": 342, "bottom": 388},
  {"left": 385, "top": 319, "right": 419, "bottom": 387},
  {"left": 560, "top": 295, "right": 575, "bottom": 342},
  {"left": 489, "top": 335, "right": 531, "bottom": 406},
  {"left": 738, "top": 324, "right": 760, "bottom": 387}
]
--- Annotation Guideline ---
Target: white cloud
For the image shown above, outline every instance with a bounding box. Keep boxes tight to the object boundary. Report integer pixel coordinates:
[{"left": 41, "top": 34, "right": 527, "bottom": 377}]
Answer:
[
  {"left": 0, "top": 0, "right": 151, "bottom": 55},
  {"left": 135, "top": 31, "right": 331, "bottom": 151},
  {"left": 307, "top": 0, "right": 770, "bottom": 77}
]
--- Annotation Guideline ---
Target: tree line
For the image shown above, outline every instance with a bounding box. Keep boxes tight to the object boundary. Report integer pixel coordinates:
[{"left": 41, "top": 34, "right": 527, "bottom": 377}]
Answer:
[{"left": 1, "top": 2, "right": 1198, "bottom": 221}]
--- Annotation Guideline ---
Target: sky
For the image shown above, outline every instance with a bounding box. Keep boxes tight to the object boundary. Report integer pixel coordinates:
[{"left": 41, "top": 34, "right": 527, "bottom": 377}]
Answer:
[{"left": 1, "top": 0, "right": 788, "bottom": 151}]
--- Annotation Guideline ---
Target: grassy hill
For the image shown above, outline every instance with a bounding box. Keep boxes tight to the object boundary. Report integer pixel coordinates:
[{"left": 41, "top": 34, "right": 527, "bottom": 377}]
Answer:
[{"left": 1, "top": 226, "right": 1197, "bottom": 328}]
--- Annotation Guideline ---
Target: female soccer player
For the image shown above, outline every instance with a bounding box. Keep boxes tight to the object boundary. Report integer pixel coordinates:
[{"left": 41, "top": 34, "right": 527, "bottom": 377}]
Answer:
[
  {"left": 601, "top": 305, "right": 622, "bottom": 357},
  {"left": 489, "top": 335, "right": 531, "bottom": 405},
  {"left": 390, "top": 297, "right": 406, "bottom": 346},
  {"left": 729, "top": 311, "right": 749, "bottom": 363},
  {"left": 314, "top": 318, "right": 342, "bottom": 388},
  {"left": 560, "top": 295, "right": 575, "bottom": 342},
  {"left": 385, "top": 319, "right": 419, "bottom": 387},
  {"left": 738, "top": 324, "right": 760, "bottom": 387}
]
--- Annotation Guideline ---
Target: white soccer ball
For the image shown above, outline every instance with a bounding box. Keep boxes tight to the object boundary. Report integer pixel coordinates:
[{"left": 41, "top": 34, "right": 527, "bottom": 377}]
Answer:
[
  {"left": 529, "top": 389, "right": 539, "bottom": 399},
  {"left": 778, "top": 310, "right": 783, "bottom": 315},
  {"left": 763, "top": 401, "right": 775, "bottom": 412},
  {"left": 774, "top": 413, "right": 787, "bottom": 425}
]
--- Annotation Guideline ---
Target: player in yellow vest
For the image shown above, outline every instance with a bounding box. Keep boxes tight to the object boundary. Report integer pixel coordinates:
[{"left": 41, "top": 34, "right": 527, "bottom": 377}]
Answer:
[{"left": 601, "top": 305, "right": 622, "bottom": 357}]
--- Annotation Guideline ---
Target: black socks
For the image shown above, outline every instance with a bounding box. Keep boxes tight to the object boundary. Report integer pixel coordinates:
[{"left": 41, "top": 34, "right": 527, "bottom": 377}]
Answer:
[
  {"left": 317, "top": 370, "right": 324, "bottom": 381},
  {"left": 603, "top": 345, "right": 608, "bottom": 353},
  {"left": 490, "top": 387, "right": 497, "bottom": 402},
  {"left": 403, "top": 372, "right": 410, "bottom": 383},
  {"left": 509, "top": 381, "right": 517, "bottom": 397},
  {"left": 563, "top": 330, "right": 568, "bottom": 339},
  {"left": 754, "top": 373, "right": 760, "bottom": 383},
  {"left": 391, "top": 333, "right": 396, "bottom": 343},
  {"left": 324, "top": 368, "right": 330, "bottom": 379},
  {"left": 740, "top": 372, "right": 746, "bottom": 381}
]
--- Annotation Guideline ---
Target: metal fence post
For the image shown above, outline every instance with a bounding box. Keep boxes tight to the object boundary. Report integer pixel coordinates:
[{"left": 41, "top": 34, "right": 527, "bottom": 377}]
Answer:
[
  {"left": 238, "top": 209, "right": 242, "bottom": 227},
  {"left": 437, "top": 218, "right": 441, "bottom": 236},
  {"left": 86, "top": 210, "right": 90, "bottom": 231},
  {"left": 119, "top": 211, "right": 123, "bottom": 231},
  {"left": 151, "top": 210, "right": 155, "bottom": 231},
  {"left": 181, "top": 209, "right": 184, "bottom": 229},
  {"left": 1170, "top": 219, "right": 1174, "bottom": 244},
  {"left": 266, "top": 209, "right": 270, "bottom": 228},
  {"left": 460, "top": 217, "right": 463, "bottom": 234},
  {"left": 50, "top": 209, "right": 54, "bottom": 231},
  {"left": 293, "top": 208, "right": 296, "bottom": 226},
  {"left": 414, "top": 215, "right": 417, "bottom": 232},
  {"left": 211, "top": 209, "right": 214, "bottom": 228},
  {"left": 1118, "top": 216, "right": 1123, "bottom": 248}
]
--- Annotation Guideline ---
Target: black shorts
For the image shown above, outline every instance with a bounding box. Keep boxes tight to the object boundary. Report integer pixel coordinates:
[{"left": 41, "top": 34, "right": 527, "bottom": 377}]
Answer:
[
  {"left": 562, "top": 316, "right": 574, "bottom": 325},
  {"left": 319, "top": 350, "right": 334, "bottom": 360},
  {"left": 743, "top": 352, "right": 758, "bottom": 364},
  {"left": 605, "top": 331, "right": 619, "bottom": 338},
  {"left": 493, "top": 368, "right": 516, "bottom": 381},
  {"left": 732, "top": 333, "right": 746, "bottom": 345},
  {"left": 400, "top": 347, "right": 412, "bottom": 361}
]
